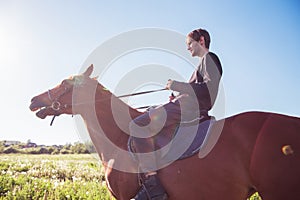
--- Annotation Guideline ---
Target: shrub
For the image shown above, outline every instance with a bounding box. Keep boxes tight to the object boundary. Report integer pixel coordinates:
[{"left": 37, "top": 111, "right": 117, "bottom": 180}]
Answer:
[
  {"left": 60, "top": 149, "right": 72, "bottom": 154},
  {"left": 3, "top": 146, "right": 19, "bottom": 154}
]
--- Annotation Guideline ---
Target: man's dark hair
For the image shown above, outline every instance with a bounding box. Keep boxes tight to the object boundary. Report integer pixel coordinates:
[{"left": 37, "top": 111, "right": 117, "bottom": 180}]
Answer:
[{"left": 188, "top": 28, "right": 211, "bottom": 49}]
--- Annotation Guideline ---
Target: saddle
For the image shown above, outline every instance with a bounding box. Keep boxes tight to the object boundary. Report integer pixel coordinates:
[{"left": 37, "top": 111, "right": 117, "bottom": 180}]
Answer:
[{"left": 128, "top": 116, "right": 216, "bottom": 161}]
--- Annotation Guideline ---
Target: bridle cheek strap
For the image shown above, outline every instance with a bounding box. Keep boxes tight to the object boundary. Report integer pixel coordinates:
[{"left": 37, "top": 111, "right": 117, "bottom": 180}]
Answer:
[{"left": 48, "top": 89, "right": 69, "bottom": 126}]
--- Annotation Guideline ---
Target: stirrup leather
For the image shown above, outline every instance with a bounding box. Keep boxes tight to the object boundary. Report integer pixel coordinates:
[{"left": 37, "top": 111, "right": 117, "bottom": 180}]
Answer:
[{"left": 131, "top": 175, "right": 168, "bottom": 200}]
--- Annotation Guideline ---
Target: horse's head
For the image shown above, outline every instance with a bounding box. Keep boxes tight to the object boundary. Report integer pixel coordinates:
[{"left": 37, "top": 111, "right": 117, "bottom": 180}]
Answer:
[{"left": 29, "top": 64, "right": 97, "bottom": 119}]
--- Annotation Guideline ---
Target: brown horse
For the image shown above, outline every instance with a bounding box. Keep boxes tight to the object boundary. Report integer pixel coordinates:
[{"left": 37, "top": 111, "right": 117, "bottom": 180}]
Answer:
[{"left": 30, "top": 65, "right": 300, "bottom": 200}]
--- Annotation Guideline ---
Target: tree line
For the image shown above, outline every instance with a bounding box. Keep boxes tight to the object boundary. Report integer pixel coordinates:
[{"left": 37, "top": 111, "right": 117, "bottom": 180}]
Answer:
[{"left": 0, "top": 141, "right": 96, "bottom": 154}]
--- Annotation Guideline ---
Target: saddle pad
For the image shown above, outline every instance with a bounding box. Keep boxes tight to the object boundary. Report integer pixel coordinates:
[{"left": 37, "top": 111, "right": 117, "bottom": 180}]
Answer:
[
  {"left": 161, "top": 118, "right": 213, "bottom": 161},
  {"left": 127, "top": 118, "right": 218, "bottom": 165}
]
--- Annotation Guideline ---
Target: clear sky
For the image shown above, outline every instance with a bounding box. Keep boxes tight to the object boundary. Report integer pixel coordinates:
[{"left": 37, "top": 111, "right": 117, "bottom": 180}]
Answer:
[{"left": 0, "top": 0, "right": 299, "bottom": 145}]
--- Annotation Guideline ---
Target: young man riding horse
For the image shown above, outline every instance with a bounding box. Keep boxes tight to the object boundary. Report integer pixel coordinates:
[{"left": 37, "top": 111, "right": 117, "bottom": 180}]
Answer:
[{"left": 129, "top": 28, "right": 223, "bottom": 200}]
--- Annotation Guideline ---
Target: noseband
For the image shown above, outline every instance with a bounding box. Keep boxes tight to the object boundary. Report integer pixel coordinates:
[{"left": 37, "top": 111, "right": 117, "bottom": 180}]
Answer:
[
  {"left": 48, "top": 91, "right": 60, "bottom": 111},
  {"left": 48, "top": 89, "right": 68, "bottom": 111},
  {"left": 47, "top": 86, "right": 71, "bottom": 126}
]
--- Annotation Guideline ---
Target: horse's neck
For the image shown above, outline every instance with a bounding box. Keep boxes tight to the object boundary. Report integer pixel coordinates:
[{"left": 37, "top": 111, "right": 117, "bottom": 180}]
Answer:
[
  {"left": 79, "top": 83, "right": 140, "bottom": 198},
  {"left": 80, "top": 83, "right": 140, "bottom": 158}
]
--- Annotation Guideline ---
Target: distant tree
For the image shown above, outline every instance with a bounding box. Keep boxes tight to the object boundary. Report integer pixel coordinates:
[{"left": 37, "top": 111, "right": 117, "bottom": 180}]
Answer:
[
  {"left": 63, "top": 143, "right": 72, "bottom": 150},
  {"left": 85, "top": 141, "right": 97, "bottom": 153},
  {"left": 46, "top": 146, "right": 56, "bottom": 154},
  {"left": 3, "top": 146, "right": 19, "bottom": 154},
  {"left": 51, "top": 148, "right": 60, "bottom": 155},
  {"left": 60, "top": 148, "right": 72, "bottom": 154},
  {"left": 71, "top": 142, "right": 89, "bottom": 154},
  {"left": 0, "top": 141, "right": 4, "bottom": 153},
  {"left": 38, "top": 147, "right": 49, "bottom": 154}
]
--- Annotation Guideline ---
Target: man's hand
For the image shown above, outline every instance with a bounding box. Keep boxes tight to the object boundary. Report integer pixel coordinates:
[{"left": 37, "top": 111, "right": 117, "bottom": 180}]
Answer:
[
  {"left": 166, "top": 79, "right": 173, "bottom": 90},
  {"left": 169, "top": 92, "right": 175, "bottom": 102}
]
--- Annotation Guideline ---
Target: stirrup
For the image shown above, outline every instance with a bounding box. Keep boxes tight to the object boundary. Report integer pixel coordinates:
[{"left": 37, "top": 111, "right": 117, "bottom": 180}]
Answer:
[{"left": 131, "top": 174, "right": 168, "bottom": 200}]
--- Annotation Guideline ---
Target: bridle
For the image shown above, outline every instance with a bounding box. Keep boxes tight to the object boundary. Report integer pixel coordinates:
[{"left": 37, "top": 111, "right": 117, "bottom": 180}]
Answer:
[
  {"left": 47, "top": 84, "right": 74, "bottom": 125},
  {"left": 47, "top": 86, "right": 71, "bottom": 112},
  {"left": 47, "top": 84, "right": 167, "bottom": 126}
]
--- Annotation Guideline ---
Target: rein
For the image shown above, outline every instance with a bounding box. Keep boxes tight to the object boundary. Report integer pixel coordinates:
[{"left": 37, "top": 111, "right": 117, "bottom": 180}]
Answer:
[{"left": 48, "top": 87, "right": 167, "bottom": 126}]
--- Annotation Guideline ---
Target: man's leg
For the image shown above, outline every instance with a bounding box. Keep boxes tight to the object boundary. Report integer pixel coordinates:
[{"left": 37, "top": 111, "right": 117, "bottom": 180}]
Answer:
[
  {"left": 129, "top": 111, "right": 167, "bottom": 200},
  {"left": 129, "top": 102, "right": 181, "bottom": 199}
]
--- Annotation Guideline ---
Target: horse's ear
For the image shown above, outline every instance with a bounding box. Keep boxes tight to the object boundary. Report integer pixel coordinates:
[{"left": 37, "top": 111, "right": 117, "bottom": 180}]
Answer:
[{"left": 83, "top": 64, "right": 94, "bottom": 77}]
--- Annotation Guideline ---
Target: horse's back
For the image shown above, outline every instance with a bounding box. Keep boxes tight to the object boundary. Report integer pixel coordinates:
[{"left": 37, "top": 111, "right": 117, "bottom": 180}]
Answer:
[
  {"left": 249, "top": 112, "right": 300, "bottom": 199},
  {"left": 158, "top": 111, "right": 300, "bottom": 200},
  {"left": 158, "top": 112, "right": 266, "bottom": 199}
]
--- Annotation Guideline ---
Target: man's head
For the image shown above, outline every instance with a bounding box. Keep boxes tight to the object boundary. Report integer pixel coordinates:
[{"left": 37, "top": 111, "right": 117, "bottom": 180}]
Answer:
[
  {"left": 188, "top": 29, "right": 211, "bottom": 49},
  {"left": 186, "top": 28, "right": 210, "bottom": 57}
]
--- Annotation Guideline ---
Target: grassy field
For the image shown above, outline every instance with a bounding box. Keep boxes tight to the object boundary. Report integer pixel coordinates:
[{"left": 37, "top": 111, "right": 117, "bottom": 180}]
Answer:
[
  {"left": 0, "top": 154, "right": 261, "bottom": 200},
  {"left": 0, "top": 154, "right": 111, "bottom": 200}
]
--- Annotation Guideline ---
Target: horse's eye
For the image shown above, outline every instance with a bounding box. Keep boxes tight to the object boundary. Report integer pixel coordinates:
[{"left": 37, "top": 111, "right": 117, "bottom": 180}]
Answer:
[{"left": 73, "top": 76, "right": 84, "bottom": 86}]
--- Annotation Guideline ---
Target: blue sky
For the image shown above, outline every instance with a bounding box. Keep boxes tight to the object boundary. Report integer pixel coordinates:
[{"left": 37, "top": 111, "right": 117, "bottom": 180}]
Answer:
[{"left": 0, "top": 0, "right": 299, "bottom": 145}]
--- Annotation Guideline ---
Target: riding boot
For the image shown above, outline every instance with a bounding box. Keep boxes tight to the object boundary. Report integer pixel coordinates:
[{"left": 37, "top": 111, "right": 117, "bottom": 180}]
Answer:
[
  {"left": 131, "top": 174, "right": 168, "bottom": 200},
  {"left": 130, "top": 137, "right": 168, "bottom": 199},
  {"left": 129, "top": 111, "right": 169, "bottom": 199}
]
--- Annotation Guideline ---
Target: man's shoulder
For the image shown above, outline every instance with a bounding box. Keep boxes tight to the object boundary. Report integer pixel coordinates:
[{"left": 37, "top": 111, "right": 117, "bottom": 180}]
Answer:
[
  {"left": 207, "top": 52, "right": 219, "bottom": 60},
  {"left": 207, "top": 52, "right": 222, "bottom": 74}
]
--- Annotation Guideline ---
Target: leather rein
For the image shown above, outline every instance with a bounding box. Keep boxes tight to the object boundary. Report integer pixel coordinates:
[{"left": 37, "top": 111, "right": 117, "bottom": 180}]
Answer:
[{"left": 47, "top": 87, "right": 167, "bottom": 126}]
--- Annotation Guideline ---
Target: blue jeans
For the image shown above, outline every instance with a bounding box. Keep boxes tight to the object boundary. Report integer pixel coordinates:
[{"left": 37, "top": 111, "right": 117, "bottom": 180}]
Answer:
[{"left": 129, "top": 101, "right": 184, "bottom": 172}]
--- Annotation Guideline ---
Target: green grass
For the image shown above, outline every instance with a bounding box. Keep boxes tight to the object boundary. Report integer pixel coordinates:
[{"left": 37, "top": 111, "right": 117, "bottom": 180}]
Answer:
[
  {"left": 0, "top": 154, "right": 261, "bottom": 199},
  {"left": 249, "top": 192, "right": 262, "bottom": 200},
  {"left": 0, "top": 154, "right": 111, "bottom": 200}
]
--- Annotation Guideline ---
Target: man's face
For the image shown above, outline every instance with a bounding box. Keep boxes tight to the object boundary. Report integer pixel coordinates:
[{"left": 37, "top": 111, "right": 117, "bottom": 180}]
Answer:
[{"left": 186, "top": 36, "right": 202, "bottom": 57}]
